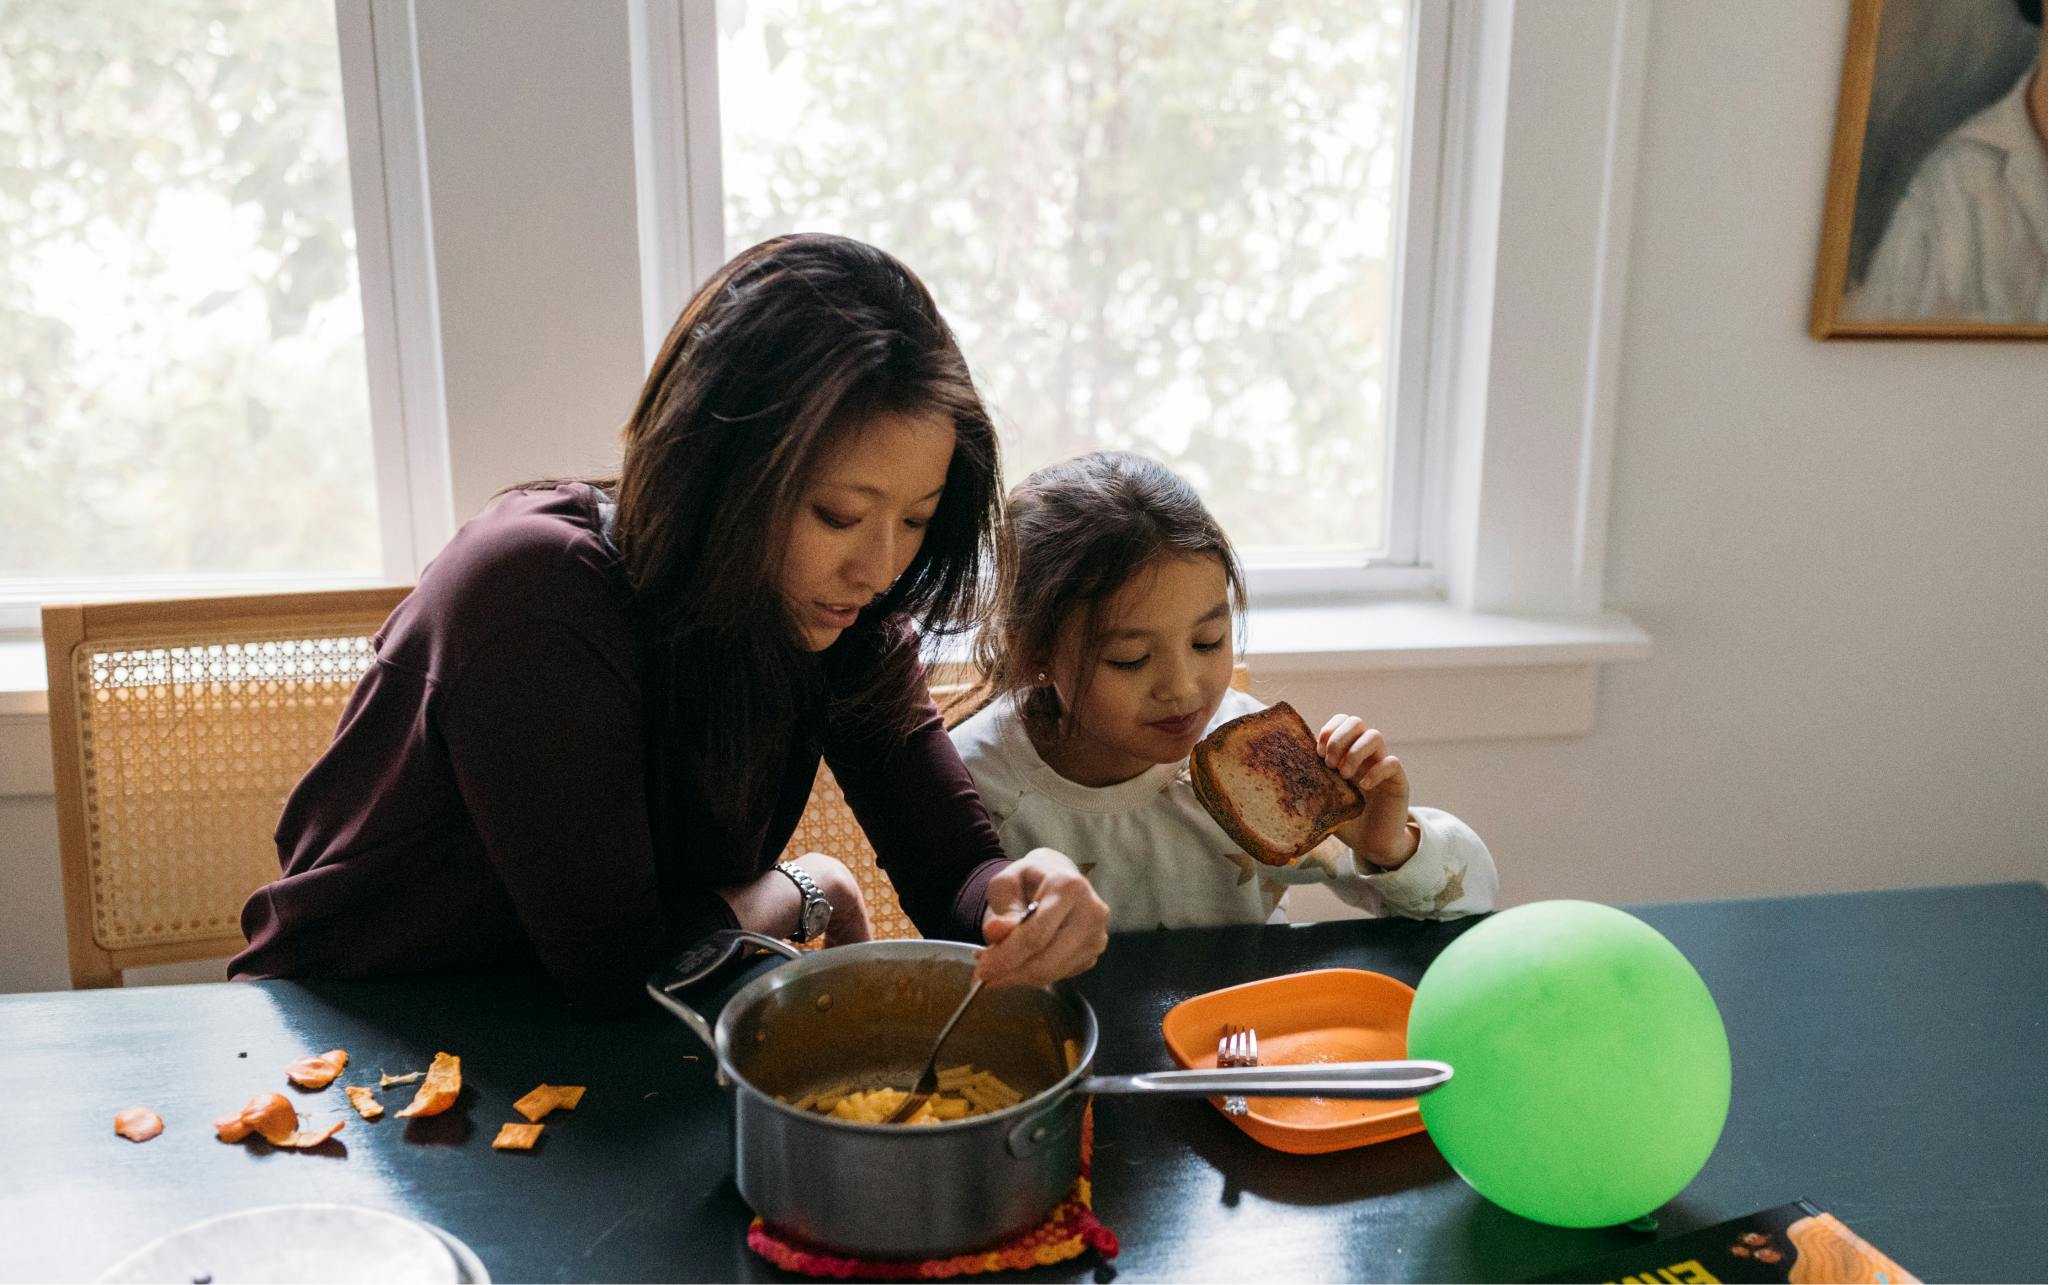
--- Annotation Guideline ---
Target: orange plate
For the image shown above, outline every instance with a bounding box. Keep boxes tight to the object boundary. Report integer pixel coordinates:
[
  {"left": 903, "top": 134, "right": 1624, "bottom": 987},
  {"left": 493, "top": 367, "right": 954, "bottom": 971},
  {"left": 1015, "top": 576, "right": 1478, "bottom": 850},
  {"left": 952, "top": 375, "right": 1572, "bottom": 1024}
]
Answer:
[{"left": 1160, "top": 968, "right": 1426, "bottom": 1155}]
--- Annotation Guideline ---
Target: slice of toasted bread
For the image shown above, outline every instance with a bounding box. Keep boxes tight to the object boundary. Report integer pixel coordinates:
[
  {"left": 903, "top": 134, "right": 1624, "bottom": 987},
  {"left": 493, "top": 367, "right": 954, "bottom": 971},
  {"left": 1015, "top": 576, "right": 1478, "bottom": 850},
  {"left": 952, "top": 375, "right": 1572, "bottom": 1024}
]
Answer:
[{"left": 1190, "top": 702, "right": 1365, "bottom": 866}]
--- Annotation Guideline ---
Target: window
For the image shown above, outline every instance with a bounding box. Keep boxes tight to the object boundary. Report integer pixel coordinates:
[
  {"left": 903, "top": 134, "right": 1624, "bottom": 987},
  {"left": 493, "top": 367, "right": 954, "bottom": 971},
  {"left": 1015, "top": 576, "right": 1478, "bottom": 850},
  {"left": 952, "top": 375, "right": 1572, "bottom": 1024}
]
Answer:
[
  {"left": 0, "top": 1, "right": 397, "bottom": 623},
  {"left": 710, "top": 0, "right": 1445, "bottom": 584}
]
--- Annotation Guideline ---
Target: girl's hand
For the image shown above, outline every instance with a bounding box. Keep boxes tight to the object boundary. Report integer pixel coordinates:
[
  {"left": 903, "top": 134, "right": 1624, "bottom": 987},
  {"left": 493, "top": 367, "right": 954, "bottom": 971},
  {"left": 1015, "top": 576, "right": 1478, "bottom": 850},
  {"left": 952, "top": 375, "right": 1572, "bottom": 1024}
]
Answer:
[
  {"left": 976, "top": 848, "right": 1109, "bottom": 989},
  {"left": 1318, "top": 715, "right": 1420, "bottom": 870}
]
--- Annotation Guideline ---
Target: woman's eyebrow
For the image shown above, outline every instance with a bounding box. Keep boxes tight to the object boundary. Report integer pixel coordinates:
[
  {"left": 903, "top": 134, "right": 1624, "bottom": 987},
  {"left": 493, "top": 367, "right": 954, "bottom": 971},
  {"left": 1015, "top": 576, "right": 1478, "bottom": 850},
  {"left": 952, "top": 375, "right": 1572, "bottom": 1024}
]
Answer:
[{"left": 822, "top": 481, "right": 946, "bottom": 501}]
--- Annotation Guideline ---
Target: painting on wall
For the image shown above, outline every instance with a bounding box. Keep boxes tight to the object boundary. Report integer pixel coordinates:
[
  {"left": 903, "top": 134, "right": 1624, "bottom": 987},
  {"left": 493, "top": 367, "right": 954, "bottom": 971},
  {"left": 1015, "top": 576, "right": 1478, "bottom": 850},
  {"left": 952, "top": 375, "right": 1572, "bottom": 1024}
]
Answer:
[{"left": 1812, "top": 0, "right": 2046, "bottom": 339}]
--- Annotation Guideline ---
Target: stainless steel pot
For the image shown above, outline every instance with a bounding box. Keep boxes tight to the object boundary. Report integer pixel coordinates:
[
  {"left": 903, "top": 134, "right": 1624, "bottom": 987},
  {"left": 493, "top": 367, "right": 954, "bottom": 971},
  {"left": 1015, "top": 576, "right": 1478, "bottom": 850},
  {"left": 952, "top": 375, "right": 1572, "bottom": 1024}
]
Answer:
[{"left": 648, "top": 931, "right": 1450, "bottom": 1260}]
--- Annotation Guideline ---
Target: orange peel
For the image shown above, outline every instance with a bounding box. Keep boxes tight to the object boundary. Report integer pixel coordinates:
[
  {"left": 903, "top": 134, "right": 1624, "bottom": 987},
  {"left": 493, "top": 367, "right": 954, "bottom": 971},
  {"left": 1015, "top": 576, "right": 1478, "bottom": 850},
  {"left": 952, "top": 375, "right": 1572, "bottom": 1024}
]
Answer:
[
  {"left": 287, "top": 1120, "right": 346, "bottom": 1147},
  {"left": 214, "top": 1092, "right": 345, "bottom": 1148},
  {"left": 512, "top": 1083, "right": 588, "bottom": 1123},
  {"left": 345, "top": 1085, "right": 384, "bottom": 1120},
  {"left": 395, "top": 1051, "right": 461, "bottom": 1118},
  {"left": 285, "top": 1048, "right": 349, "bottom": 1089},
  {"left": 492, "top": 1122, "right": 544, "bottom": 1151},
  {"left": 114, "top": 1107, "right": 163, "bottom": 1142}
]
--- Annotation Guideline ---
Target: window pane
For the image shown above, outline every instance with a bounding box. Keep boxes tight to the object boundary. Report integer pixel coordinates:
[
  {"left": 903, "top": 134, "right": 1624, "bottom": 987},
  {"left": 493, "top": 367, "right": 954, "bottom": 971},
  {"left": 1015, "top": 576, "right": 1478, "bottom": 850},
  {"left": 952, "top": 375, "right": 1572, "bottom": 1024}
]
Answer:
[
  {"left": 719, "top": 0, "right": 1409, "bottom": 559},
  {"left": 0, "top": 1, "right": 380, "bottom": 582}
]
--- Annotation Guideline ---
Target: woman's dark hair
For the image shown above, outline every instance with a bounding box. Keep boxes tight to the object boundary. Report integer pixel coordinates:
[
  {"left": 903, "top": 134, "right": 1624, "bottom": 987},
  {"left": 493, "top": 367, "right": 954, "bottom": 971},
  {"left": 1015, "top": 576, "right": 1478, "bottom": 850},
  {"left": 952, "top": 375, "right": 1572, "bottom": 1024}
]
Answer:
[
  {"left": 613, "top": 234, "right": 1001, "bottom": 829},
  {"left": 973, "top": 451, "right": 1245, "bottom": 741}
]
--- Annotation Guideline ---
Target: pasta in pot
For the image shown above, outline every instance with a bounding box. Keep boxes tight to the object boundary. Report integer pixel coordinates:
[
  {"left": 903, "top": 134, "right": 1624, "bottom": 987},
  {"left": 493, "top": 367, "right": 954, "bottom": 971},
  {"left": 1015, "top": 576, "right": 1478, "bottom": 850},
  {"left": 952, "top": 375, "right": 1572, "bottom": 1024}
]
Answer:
[{"left": 783, "top": 1064, "right": 1024, "bottom": 1126}]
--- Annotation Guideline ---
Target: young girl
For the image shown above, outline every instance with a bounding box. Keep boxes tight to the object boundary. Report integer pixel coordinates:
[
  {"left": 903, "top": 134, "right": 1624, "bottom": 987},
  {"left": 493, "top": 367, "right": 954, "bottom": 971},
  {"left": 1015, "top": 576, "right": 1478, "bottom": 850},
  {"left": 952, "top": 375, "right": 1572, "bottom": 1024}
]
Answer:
[
  {"left": 952, "top": 451, "right": 1497, "bottom": 931},
  {"left": 232, "top": 235, "right": 1108, "bottom": 1008}
]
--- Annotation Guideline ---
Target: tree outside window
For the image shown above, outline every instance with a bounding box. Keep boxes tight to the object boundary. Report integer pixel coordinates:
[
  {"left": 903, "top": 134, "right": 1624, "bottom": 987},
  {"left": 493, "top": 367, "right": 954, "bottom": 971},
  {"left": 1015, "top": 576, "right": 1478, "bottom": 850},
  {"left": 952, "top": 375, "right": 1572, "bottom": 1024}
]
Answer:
[
  {"left": 720, "top": 0, "right": 1411, "bottom": 559},
  {"left": 1, "top": 1, "right": 379, "bottom": 584}
]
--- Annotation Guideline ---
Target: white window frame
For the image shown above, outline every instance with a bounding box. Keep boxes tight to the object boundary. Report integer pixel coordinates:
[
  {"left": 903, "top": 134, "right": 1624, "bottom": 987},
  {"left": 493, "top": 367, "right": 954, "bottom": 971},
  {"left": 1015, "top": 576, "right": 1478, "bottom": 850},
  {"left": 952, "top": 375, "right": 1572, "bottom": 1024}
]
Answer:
[
  {"left": 0, "top": 0, "right": 451, "bottom": 635},
  {"left": 622, "top": 0, "right": 1652, "bottom": 742},
  {"left": 633, "top": 0, "right": 1453, "bottom": 602},
  {"left": 3, "top": 0, "right": 1653, "bottom": 752}
]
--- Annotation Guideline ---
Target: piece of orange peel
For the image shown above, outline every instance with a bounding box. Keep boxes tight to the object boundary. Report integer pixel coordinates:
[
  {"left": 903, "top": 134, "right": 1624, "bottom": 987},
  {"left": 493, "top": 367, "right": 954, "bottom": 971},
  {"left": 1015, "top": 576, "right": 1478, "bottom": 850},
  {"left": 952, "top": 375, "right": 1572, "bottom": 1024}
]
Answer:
[
  {"left": 285, "top": 1048, "right": 349, "bottom": 1090},
  {"left": 213, "top": 1092, "right": 344, "bottom": 1148},
  {"left": 114, "top": 1107, "right": 163, "bottom": 1142},
  {"left": 344, "top": 1085, "right": 384, "bottom": 1120},
  {"left": 394, "top": 1051, "right": 461, "bottom": 1118}
]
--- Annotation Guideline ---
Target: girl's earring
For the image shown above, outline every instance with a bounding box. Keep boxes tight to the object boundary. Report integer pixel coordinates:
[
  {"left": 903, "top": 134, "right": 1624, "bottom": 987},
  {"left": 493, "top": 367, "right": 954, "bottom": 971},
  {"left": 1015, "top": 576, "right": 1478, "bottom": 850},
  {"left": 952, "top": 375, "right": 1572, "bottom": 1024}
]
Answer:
[{"left": 1034, "top": 672, "right": 1049, "bottom": 686}]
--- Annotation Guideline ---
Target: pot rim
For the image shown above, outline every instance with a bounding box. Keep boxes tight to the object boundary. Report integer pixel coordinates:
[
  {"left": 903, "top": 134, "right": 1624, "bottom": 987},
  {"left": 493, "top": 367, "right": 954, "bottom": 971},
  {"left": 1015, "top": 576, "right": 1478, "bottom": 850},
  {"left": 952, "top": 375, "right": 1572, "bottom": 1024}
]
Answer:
[{"left": 712, "top": 939, "right": 1101, "bottom": 1134}]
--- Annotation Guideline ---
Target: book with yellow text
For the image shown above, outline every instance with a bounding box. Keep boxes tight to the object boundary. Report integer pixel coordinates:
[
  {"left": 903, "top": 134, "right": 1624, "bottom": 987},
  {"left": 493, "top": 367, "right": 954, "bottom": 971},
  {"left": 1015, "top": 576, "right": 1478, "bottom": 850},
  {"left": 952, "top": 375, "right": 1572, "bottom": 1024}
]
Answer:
[{"left": 1527, "top": 1199, "right": 1918, "bottom": 1284}]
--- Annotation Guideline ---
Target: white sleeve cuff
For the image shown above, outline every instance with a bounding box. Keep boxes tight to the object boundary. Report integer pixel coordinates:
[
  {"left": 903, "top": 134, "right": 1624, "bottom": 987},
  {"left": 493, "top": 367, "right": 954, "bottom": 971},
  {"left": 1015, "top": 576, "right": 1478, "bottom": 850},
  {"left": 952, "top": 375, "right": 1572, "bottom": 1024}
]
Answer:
[{"left": 1324, "top": 806, "right": 1499, "bottom": 919}]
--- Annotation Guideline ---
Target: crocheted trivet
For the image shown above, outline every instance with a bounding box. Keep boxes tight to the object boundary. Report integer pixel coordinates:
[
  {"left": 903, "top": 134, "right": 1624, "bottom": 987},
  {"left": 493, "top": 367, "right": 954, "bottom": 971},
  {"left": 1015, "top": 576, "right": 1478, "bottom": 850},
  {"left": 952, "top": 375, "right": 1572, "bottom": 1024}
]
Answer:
[{"left": 746, "top": 1107, "right": 1119, "bottom": 1280}]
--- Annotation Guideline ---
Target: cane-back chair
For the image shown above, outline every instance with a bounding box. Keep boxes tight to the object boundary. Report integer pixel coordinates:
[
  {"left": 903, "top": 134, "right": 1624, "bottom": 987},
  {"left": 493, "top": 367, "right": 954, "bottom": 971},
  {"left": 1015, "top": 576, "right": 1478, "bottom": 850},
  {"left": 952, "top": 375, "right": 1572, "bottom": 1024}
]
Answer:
[{"left": 42, "top": 588, "right": 411, "bottom": 988}]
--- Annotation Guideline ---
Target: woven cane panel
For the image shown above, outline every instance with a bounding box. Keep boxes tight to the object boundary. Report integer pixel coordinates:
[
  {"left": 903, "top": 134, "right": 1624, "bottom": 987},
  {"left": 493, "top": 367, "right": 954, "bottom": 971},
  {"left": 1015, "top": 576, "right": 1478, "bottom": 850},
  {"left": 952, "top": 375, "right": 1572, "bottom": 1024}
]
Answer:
[
  {"left": 72, "top": 632, "right": 377, "bottom": 953},
  {"left": 778, "top": 762, "right": 919, "bottom": 942}
]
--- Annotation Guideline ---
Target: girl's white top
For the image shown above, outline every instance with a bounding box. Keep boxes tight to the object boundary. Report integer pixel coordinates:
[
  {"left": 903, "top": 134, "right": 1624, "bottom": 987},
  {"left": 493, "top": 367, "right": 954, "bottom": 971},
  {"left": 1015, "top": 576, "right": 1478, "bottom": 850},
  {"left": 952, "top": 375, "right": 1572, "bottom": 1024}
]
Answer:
[{"left": 950, "top": 688, "right": 1499, "bottom": 932}]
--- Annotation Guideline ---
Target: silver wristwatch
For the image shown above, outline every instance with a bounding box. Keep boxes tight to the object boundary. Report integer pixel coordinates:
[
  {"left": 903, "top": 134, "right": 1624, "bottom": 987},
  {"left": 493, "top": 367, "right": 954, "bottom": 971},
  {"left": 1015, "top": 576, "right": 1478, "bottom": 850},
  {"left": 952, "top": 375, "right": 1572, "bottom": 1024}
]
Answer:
[{"left": 775, "top": 862, "right": 833, "bottom": 944}]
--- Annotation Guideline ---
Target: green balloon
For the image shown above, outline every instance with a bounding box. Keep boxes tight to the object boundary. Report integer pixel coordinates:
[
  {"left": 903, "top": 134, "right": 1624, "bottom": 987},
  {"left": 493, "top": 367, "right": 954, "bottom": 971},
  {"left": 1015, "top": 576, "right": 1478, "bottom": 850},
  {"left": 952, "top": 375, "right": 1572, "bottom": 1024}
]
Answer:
[{"left": 1407, "top": 900, "right": 1730, "bottom": 1228}]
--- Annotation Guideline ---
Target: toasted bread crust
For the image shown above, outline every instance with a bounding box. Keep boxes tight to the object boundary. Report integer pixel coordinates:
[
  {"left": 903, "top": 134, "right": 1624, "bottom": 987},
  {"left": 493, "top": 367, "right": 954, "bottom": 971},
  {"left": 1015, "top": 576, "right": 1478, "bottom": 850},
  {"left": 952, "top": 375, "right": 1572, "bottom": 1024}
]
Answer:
[{"left": 1191, "top": 702, "right": 1365, "bottom": 865}]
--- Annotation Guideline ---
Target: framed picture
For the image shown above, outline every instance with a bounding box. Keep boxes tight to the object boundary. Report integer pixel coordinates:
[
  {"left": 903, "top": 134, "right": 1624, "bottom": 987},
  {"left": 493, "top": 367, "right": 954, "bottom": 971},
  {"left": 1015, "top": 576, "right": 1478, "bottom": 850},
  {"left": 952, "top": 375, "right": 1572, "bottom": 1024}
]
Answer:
[{"left": 1811, "top": 0, "right": 2046, "bottom": 340}]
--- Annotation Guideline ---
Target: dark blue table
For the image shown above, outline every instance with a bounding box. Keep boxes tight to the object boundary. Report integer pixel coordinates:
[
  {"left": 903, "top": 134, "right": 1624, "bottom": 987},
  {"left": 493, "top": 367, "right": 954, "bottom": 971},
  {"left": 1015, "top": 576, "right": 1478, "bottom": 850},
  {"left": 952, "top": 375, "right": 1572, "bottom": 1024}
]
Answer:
[{"left": 2, "top": 883, "right": 2041, "bottom": 1282}]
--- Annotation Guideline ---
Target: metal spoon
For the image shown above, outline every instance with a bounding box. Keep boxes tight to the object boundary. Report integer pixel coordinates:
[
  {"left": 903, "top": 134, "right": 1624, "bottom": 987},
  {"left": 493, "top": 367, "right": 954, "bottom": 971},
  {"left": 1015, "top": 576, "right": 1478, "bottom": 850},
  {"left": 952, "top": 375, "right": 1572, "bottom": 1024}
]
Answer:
[{"left": 882, "top": 901, "right": 1039, "bottom": 1124}]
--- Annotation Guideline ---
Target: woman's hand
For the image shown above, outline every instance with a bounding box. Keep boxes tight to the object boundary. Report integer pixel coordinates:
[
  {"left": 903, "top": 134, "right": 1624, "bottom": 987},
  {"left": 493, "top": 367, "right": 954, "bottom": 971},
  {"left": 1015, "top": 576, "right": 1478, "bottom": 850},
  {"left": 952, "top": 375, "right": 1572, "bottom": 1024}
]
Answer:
[
  {"left": 792, "top": 852, "right": 876, "bottom": 946},
  {"left": 975, "top": 848, "right": 1109, "bottom": 989},
  {"left": 714, "top": 852, "right": 874, "bottom": 946},
  {"left": 1318, "top": 714, "right": 1420, "bottom": 871}
]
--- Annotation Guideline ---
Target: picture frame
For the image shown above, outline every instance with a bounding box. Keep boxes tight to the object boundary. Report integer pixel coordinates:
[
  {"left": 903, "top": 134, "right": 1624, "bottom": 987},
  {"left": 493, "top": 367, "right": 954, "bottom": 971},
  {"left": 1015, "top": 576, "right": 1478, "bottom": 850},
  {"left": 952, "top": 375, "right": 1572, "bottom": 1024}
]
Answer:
[{"left": 1811, "top": 0, "right": 2047, "bottom": 340}]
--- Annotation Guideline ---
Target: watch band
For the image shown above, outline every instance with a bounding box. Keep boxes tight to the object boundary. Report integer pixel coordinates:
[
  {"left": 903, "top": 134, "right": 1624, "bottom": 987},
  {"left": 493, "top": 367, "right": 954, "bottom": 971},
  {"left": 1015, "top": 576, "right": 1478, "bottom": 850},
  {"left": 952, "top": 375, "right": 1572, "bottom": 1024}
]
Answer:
[{"left": 775, "top": 862, "right": 831, "bottom": 944}]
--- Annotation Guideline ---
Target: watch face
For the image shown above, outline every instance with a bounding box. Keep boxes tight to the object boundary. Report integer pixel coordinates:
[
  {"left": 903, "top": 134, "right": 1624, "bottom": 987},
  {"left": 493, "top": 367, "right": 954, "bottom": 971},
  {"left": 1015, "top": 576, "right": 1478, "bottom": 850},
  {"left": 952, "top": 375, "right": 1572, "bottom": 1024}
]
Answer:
[{"left": 801, "top": 896, "right": 832, "bottom": 940}]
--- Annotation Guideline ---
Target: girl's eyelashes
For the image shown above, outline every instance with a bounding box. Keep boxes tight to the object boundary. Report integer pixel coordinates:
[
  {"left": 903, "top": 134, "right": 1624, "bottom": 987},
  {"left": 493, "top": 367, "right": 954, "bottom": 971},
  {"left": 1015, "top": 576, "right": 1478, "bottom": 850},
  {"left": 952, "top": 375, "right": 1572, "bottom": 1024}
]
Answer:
[{"left": 1106, "top": 637, "right": 1226, "bottom": 669}]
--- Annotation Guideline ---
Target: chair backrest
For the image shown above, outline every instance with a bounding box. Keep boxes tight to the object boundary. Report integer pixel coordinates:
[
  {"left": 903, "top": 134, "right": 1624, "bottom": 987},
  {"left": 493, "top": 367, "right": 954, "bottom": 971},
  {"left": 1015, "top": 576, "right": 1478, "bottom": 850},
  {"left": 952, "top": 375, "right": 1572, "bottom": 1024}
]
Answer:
[
  {"left": 44, "top": 583, "right": 1248, "bottom": 978},
  {"left": 777, "top": 686, "right": 988, "bottom": 943},
  {"left": 42, "top": 588, "right": 411, "bottom": 987},
  {"left": 786, "top": 662, "right": 1252, "bottom": 941}
]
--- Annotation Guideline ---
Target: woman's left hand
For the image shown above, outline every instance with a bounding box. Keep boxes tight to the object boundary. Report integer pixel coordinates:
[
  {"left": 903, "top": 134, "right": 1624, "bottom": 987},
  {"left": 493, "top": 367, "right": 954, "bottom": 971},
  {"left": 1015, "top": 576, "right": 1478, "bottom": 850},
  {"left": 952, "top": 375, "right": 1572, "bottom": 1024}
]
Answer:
[
  {"left": 1319, "top": 714, "right": 1420, "bottom": 870},
  {"left": 975, "top": 848, "right": 1109, "bottom": 989}
]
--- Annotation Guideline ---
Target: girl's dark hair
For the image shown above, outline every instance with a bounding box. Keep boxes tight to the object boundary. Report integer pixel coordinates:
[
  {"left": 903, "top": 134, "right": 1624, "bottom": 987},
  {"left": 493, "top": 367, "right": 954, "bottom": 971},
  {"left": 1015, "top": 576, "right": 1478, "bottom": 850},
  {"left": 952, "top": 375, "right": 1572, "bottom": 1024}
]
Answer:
[
  {"left": 973, "top": 452, "right": 1245, "bottom": 741},
  {"left": 611, "top": 234, "right": 1001, "bottom": 830}
]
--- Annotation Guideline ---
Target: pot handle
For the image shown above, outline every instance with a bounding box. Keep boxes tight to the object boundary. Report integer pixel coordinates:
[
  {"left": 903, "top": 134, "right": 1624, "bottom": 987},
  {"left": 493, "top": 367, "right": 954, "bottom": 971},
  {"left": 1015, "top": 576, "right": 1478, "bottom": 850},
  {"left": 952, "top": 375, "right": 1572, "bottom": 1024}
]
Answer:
[
  {"left": 645, "top": 929, "right": 803, "bottom": 1059},
  {"left": 1078, "top": 1059, "right": 1453, "bottom": 1100},
  {"left": 1005, "top": 1092, "right": 1086, "bottom": 1160}
]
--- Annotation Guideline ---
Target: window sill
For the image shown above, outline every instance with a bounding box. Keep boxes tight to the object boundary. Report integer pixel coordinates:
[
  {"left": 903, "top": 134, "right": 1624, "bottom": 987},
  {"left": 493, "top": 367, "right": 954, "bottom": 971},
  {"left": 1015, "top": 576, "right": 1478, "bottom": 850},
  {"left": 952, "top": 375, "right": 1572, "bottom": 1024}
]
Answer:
[
  {"left": 925, "top": 597, "right": 1650, "bottom": 746},
  {"left": 1243, "top": 598, "right": 1650, "bottom": 673},
  {"left": 1235, "top": 599, "right": 1649, "bottom": 745},
  {"left": 0, "top": 601, "right": 1651, "bottom": 797}
]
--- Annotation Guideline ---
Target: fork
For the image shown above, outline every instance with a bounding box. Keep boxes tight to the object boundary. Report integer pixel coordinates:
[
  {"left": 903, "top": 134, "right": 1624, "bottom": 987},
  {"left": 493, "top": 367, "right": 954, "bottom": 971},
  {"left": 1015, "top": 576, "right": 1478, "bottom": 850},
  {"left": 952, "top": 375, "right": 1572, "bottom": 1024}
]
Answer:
[
  {"left": 1218, "top": 1024, "right": 1258, "bottom": 1116},
  {"left": 882, "top": 901, "right": 1039, "bottom": 1125}
]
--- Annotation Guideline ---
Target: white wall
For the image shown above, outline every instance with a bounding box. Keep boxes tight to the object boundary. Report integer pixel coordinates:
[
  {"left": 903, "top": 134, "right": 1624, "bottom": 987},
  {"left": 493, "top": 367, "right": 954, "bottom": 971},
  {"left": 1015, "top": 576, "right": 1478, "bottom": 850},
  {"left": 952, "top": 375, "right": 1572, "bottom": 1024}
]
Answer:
[
  {"left": 1290, "top": 0, "right": 2045, "bottom": 919},
  {"left": 411, "top": 0, "right": 647, "bottom": 519},
  {"left": 1, "top": 0, "right": 2041, "bottom": 992}
]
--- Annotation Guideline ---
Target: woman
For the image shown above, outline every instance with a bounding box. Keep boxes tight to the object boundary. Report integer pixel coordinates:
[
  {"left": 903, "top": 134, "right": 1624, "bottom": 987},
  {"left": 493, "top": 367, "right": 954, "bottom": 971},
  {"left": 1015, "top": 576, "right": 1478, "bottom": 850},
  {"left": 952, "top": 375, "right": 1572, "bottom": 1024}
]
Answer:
[{"left": 232, "top": 234, "right": 1110, "bottom": 1010}]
